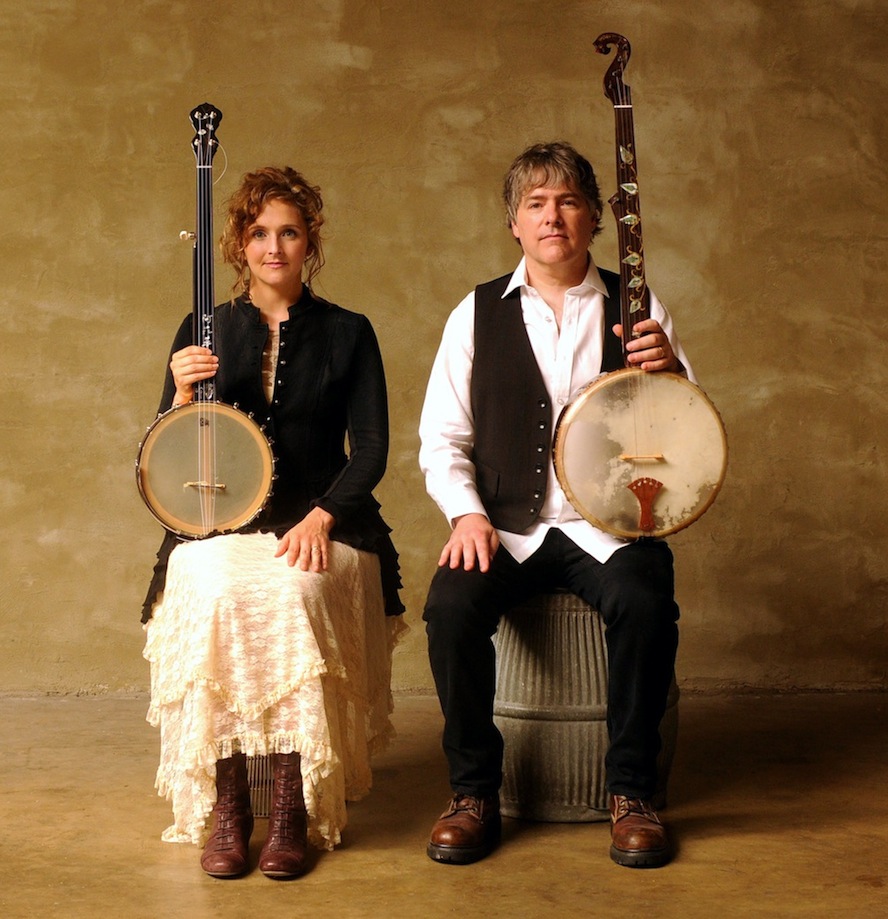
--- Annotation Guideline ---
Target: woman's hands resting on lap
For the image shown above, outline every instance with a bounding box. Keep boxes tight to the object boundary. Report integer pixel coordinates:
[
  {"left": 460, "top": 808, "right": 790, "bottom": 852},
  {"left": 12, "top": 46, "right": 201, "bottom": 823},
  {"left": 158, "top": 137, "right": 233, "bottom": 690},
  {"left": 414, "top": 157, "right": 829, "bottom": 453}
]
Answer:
[{"left": 275, "top": 507, "right": 336, "bottom": 572}]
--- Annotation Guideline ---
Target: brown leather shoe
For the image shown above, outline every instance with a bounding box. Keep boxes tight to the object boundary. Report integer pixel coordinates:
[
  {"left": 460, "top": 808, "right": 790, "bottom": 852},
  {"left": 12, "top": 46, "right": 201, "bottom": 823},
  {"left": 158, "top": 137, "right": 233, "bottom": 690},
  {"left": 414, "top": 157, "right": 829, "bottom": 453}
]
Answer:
[
  {"left": 427, "top": 794, "right": 501, "bottom": 864},
  {"left": 609, "top": 795, "right": 671, "bottom": 868},
  {"left": 200, "top": 754, "right": 254, "bottom": 878},
  {"left": 259, "top": 752, "right": 308, "bottom": 879}
]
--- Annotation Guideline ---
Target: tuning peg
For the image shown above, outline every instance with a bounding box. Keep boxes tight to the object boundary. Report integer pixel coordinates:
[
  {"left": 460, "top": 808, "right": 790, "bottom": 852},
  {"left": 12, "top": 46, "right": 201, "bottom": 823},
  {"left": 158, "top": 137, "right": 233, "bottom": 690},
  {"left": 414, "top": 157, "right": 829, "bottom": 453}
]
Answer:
[{"left": 179, "top": 230, "right": 196, "bottom": 241}]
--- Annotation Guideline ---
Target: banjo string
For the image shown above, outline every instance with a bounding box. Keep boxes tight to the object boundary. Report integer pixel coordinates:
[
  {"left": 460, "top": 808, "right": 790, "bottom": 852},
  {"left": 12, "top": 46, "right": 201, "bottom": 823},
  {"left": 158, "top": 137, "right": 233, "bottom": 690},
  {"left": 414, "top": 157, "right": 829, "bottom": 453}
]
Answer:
[
  {"left": 615, "top": 72, "right": 664, "bottom": 500},
  {"left": 195, "top": 124, "right": 218, "bottom": 535}
]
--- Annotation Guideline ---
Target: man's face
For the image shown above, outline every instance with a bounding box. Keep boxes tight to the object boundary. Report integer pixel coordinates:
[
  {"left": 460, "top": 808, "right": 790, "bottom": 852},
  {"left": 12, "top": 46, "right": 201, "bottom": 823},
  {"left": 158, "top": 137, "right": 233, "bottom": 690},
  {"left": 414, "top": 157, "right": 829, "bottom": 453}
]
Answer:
[{"left": 510, "top": 182, "right": 596, "bottom": 274}]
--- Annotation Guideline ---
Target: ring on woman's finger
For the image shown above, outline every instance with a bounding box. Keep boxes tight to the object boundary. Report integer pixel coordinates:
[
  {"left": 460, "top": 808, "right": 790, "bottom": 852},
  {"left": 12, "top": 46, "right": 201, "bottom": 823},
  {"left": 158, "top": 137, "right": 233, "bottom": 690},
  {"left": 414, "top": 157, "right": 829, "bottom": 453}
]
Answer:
[{"left": 310, "top": 545, "right": 321, "bottom": 554}]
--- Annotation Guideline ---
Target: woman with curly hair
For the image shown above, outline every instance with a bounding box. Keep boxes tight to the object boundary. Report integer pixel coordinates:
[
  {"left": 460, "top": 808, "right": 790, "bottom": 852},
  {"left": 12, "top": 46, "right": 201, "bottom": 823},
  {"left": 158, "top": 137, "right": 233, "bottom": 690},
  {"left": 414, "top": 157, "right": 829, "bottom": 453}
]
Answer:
[{"left": 141, "top": 166, "right": 404, "bottom": 879}]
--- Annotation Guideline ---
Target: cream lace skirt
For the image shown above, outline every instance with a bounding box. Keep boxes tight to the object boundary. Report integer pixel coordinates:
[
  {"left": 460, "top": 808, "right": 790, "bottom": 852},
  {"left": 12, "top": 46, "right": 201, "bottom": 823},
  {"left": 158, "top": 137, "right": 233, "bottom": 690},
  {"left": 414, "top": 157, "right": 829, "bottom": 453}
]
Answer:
[{"left": 143, "top": 531, "right": 404, "bottom": 851}]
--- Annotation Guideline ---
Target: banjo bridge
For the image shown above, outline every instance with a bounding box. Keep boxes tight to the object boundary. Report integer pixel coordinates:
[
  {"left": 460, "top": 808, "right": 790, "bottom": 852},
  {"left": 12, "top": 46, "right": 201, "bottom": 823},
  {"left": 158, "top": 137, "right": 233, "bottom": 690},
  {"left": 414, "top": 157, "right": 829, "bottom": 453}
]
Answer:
[
  {"left": 184, "top": 481, "right": 227, "bottom": 491},
  {"left": 619, "top": 452, "right": 665, "bottom": 462}
]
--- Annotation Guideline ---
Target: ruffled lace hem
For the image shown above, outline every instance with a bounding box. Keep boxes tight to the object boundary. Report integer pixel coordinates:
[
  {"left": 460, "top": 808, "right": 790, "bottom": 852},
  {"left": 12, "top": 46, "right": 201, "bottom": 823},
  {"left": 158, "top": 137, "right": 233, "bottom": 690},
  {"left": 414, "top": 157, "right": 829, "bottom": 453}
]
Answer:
[{"left": 143, "top": 532, "right": 406, "bottom": 851}]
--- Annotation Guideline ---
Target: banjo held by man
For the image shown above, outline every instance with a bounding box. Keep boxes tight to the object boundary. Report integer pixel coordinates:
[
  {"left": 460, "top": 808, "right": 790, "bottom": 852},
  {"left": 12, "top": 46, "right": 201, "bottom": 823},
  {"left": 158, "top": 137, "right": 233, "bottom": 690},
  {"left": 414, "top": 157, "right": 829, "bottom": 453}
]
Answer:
[{"left": 554, "top": 34, "right": 727, "bottom": 539}]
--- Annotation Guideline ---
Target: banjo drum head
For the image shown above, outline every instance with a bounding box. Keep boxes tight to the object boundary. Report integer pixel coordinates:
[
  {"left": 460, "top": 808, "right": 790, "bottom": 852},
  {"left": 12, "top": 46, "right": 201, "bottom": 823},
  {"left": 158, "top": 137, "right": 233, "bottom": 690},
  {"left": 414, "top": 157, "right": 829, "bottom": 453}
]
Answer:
[
  {"left": 137, "top": 402, "right": 274, "bottom": 538},
  {"left": 553, "top": 369, "right": 727, "bottom": 538}
]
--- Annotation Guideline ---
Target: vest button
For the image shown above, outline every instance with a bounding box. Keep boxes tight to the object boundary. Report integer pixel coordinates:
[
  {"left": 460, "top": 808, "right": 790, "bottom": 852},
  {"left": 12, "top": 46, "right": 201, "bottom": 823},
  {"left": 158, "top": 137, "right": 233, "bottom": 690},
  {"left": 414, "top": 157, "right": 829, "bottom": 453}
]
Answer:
[
  {"left": 530, "top": 507, "right": 537, "bottom": 515},
  {"left": 535, "top": 465, "right": 543, "bottom": 474},
  {"left": 533, "top": 490, "right": 542, "bottom": 499},
  {"left": 538, "top": 399, "right": 548, "bottom": 409},
  {"left": 536, "top": 444, "right": 545, "bottom": 453}
]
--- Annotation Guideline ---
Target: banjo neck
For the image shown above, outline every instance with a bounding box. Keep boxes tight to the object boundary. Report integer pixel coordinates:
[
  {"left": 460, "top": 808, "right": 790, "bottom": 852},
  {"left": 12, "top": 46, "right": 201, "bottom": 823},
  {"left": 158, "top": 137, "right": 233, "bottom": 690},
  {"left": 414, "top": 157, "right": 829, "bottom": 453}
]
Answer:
[
  {"left": 189, "top": 102, "right": 222, "bottom": 403},
  {"left": 594, "top": 33, "right": 650, "bottom": 363}
]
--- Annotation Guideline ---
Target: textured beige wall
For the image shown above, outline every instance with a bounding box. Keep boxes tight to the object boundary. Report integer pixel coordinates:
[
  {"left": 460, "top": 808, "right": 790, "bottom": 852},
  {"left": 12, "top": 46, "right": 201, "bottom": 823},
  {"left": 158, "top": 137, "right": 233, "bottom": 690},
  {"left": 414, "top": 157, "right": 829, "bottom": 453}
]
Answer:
[{"left": 1, "top": 0, "right": 886, "bottom": 694}]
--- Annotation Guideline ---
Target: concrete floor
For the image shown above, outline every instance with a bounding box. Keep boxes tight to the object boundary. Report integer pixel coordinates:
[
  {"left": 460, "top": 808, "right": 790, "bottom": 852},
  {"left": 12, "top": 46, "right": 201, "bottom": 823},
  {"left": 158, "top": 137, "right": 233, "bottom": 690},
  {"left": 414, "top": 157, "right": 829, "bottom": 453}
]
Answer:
[{"left": 1, "top": 692, "right": 886, "bottom": 919}]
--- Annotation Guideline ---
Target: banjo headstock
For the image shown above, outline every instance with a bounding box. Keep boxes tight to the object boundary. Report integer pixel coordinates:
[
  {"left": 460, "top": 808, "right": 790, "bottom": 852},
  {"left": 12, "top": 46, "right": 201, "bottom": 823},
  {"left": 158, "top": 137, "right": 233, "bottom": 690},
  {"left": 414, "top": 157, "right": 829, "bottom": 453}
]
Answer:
[
  {"left": 189, "top": 103, "right": 222, "bottom": 167},
  {"left": 594, "top": 32, "right": 633, "bottom": 108}
]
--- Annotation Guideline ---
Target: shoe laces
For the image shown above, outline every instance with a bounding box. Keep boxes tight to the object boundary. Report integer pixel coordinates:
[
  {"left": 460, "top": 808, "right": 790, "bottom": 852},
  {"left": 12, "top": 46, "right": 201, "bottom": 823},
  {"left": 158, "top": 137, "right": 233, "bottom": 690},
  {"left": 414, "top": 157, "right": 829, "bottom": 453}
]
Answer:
[
  {"left": 612, "top": 796, "right": 661, "bottom": 824},
  {"left": 447, "top": 794, "right": 495, "bottom": 819}
]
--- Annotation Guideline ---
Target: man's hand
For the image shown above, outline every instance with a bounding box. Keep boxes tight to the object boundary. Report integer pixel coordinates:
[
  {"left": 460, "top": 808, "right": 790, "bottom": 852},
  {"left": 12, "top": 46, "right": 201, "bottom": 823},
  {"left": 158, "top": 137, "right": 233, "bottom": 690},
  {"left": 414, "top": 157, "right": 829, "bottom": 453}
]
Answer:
[
  {"left": 438, "top": 513, "right": 500, "bottom": 573},
  {"left": 613, "top": 319, "right": 679, "bottom": 373}
]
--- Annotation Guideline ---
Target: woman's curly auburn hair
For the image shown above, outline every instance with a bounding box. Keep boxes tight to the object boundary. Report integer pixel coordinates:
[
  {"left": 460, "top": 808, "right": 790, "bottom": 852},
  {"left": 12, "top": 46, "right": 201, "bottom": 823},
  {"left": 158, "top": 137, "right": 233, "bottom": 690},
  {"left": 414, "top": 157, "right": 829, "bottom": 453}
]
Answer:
[{"left": 220, "top": 166, "right": 325, "bottom": 296}]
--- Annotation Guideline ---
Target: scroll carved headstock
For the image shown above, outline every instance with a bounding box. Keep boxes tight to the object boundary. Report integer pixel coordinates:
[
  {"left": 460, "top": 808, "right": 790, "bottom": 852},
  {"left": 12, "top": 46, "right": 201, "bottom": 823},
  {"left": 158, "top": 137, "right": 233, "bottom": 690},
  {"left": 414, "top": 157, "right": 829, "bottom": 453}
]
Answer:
[{"left": 594, "top": 32, "right": 633, "bottom": 108}]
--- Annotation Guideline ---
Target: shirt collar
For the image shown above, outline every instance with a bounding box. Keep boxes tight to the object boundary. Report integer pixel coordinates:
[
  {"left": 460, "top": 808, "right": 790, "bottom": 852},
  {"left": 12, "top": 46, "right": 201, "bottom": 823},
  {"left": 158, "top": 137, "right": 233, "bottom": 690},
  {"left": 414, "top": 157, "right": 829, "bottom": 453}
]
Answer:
[{"left": 502, "top": 255, "right": 608, "bottom": 299}]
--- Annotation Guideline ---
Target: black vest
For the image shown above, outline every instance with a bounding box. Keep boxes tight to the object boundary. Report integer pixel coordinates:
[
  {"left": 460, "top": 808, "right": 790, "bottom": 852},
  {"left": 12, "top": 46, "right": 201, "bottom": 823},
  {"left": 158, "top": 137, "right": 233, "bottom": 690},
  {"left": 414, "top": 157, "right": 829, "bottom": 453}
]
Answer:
[{"left": 470, "top": 269, "right": 622, "bottom": 533}]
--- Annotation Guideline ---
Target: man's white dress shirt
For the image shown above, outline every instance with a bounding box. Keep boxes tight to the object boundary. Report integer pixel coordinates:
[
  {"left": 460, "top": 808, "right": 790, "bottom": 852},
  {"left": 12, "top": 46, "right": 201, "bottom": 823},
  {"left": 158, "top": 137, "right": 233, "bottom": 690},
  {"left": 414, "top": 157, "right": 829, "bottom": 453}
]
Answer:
[{"left": 419, "top": 256, "right": 695, "bottom": 564}]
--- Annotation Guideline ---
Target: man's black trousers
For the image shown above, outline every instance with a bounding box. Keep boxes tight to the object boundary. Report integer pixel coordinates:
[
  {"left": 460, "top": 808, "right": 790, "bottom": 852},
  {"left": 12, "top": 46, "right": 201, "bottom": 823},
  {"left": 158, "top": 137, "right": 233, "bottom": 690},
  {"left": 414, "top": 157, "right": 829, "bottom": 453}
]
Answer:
[{"left": 423, "top": 528, "right": 680, "bottom": 800}]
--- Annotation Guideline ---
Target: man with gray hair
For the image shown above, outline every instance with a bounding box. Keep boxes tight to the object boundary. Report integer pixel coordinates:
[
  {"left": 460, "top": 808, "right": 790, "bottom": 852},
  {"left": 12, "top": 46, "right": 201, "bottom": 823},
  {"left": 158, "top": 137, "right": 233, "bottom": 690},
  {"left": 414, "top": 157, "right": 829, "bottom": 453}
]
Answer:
[{"left": 419, "top": 141, "right": 693, "bottom": 869}]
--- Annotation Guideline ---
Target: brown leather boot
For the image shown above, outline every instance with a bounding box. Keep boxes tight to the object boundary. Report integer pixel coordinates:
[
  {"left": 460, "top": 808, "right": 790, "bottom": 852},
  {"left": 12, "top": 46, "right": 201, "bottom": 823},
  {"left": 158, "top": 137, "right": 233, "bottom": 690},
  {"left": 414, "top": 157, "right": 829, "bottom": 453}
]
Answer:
[
  {"left": 609, "top": 795, "right": 671, "bottom": 868},
  {"left": 427, "top": 794, "right": 501, "bottom": 864},
  {"left": 200, "top": 753, "right": 254, "bottom": 878},
  {"left": 259, "top": 752, "right": 308, "bottom": 879}
]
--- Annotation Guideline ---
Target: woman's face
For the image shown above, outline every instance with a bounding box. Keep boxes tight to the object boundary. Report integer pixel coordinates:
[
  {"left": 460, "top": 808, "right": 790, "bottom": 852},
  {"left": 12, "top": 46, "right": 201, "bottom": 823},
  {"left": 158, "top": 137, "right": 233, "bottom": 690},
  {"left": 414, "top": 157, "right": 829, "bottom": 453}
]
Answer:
[{"left": 243, "top": 199, "right": 310, "bottom": 299}]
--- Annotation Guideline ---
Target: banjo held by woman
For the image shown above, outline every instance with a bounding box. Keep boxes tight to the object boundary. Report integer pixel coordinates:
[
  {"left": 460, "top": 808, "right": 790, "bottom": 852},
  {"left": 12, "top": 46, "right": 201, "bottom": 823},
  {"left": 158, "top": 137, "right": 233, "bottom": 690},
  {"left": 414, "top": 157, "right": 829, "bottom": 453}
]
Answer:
[
  {"left": 136, "top": 104, "right": 274, "bottom": 538},
  {"left": 553, "top": 35, "right": 727, "bottom": 539}
]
